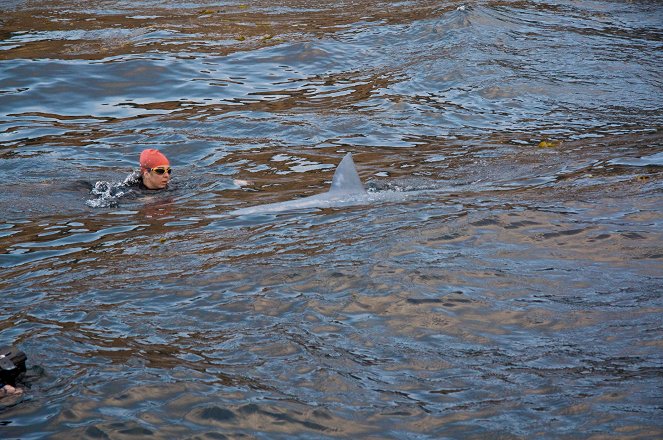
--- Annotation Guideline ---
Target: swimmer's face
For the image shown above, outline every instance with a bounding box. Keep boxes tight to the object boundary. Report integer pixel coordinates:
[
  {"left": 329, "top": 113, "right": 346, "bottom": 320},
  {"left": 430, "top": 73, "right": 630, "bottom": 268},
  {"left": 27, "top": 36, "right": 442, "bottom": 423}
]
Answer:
[{"left": 142, "top": 165, "right": 171, "bottom": 190}]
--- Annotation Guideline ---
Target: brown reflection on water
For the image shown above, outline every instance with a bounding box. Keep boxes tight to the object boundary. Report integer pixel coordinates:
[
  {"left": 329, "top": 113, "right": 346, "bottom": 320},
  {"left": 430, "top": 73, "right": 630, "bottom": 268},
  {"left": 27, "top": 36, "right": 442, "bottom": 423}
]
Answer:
[{"left": 1, "top": 0, "right": 453, "bottom": 61}]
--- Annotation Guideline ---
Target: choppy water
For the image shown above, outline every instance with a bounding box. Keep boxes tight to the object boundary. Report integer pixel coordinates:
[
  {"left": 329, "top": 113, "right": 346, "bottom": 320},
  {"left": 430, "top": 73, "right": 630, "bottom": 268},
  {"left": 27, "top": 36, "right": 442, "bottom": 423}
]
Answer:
[{"left": 1, "top": 1, "right": 662, "bottom": 438}]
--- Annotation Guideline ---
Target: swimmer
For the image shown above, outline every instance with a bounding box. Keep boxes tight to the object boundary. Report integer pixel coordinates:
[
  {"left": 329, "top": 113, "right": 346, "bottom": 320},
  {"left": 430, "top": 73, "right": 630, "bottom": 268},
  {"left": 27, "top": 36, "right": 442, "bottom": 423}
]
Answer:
[
  {"left": 87, "top": 148, "right": 252, "bottom": 208},
  {"left": 0, "top": 345, "right": 26, "bottom": 399},
  {"left": 86, "top": 148, "right": 172, "bottom": 207},
  {"left": 139, "top": 148, "right": 171, "bottom": 190}
]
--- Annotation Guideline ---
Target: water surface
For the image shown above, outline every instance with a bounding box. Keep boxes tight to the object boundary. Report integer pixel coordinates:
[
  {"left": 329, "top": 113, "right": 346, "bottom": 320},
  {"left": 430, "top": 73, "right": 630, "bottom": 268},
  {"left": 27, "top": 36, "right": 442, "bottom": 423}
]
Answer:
[{"left": 1, "top": 1, "right": 662, "bottom": 438}]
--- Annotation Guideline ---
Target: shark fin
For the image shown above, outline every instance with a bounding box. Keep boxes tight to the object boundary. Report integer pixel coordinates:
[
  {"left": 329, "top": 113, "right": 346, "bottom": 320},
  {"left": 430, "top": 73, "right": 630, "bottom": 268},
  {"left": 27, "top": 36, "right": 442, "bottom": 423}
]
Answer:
[{"left": 329, "top": 153, "right": 366, "bottom": 194}]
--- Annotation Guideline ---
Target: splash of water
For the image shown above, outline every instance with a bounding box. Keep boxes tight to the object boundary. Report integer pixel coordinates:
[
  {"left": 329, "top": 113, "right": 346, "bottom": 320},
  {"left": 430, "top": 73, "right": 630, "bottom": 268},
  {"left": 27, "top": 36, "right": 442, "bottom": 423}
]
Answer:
[{"left": 85, "top": 171, "right": 141, "bottom": 208}]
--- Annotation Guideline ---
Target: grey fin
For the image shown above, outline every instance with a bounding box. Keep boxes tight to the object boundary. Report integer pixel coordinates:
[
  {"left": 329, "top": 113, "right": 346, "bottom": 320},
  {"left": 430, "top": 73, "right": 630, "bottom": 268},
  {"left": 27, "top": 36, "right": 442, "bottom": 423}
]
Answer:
[{"left": 329, "top": 153, "right": 366, "bottom": 194}]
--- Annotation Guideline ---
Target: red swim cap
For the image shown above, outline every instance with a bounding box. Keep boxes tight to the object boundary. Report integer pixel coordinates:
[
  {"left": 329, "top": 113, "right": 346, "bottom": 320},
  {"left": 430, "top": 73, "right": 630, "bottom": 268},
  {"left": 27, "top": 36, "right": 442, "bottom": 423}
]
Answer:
[{"left": 139, "top": 149, "right": 169, "bottom": 170}]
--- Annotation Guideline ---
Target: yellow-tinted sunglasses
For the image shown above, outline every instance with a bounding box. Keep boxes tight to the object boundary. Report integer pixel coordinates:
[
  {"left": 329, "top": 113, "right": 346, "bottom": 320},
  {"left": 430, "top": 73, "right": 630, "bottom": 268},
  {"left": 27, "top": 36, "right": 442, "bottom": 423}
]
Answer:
[{"left": 149, "top": 166, "right": 172, "bottom": 175}]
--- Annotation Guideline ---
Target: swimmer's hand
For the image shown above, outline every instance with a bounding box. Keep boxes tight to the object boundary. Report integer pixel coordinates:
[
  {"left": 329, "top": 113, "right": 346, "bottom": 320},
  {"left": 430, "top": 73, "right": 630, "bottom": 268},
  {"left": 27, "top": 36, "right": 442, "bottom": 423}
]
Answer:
[{"left": 1, "top": 384, "right": 23, "bottom": 396}]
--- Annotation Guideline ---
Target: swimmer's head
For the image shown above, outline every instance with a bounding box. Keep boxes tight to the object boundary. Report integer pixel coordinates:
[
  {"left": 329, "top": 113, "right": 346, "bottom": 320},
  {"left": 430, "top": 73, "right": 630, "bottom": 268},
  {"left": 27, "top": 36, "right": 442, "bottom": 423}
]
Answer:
[{"left": 139, "top": 149, "right": 171, "bottom": 190}]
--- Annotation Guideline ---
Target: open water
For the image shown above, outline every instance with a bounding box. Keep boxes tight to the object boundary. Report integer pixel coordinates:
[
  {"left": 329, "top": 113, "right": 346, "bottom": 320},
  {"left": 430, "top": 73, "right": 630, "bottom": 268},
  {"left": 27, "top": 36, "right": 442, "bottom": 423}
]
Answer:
[{"left": 1, "top": 1, "right": 662, "bottom": 438}]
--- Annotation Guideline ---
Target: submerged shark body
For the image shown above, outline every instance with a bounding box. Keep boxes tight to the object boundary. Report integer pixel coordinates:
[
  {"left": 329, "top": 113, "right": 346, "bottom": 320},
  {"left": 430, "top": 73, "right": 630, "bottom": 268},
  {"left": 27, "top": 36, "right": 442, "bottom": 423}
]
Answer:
[{"left": 230, "top": 153, "right": 370, "bottom": 216}]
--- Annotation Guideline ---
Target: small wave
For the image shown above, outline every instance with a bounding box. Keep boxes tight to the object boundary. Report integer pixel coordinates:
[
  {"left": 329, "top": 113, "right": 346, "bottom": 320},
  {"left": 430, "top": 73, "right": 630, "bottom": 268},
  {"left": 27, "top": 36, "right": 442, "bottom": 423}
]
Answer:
[
  {"left": 608, "top": 151, "right": 663, "bottom": 167},
  {"left": 366, "top": 178, "right": 438, "bottom": 193}
]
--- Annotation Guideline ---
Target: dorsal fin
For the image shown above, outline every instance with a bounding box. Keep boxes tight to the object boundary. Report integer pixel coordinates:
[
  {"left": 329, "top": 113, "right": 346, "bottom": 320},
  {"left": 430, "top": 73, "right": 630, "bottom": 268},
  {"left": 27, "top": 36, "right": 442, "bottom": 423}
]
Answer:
[{"left": 329, "top": 153, "right": 366, "bottom": 194}]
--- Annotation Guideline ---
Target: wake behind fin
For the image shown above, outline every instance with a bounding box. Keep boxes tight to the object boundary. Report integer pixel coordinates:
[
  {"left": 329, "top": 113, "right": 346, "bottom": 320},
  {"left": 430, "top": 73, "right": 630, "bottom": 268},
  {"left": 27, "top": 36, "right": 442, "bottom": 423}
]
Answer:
[{"left": 329, "top": 153, "right": 366, "bottom": 194}]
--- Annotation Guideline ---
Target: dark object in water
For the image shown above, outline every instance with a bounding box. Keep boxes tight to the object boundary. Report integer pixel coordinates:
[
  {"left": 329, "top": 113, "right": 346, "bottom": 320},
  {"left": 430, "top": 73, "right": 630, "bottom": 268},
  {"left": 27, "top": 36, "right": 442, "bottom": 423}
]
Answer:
[{"left": 0, "top": 346, "right": 27, "bottom": 386}]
